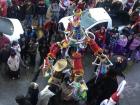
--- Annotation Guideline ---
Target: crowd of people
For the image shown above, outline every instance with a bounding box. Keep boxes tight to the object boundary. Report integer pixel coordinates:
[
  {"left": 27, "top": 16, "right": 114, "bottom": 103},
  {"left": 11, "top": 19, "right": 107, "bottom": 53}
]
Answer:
[{"left": 0, "top": 0, "right": 140, "bottom": 105}]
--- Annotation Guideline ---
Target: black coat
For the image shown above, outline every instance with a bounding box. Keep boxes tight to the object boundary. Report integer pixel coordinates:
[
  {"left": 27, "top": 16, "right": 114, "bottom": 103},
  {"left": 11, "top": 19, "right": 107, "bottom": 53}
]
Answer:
[
  {"left": 26, "top": 87, "right": 39, "bottom": 105},
  {"left": 36, "top": 3, "right": 47, "bottom": 15}
]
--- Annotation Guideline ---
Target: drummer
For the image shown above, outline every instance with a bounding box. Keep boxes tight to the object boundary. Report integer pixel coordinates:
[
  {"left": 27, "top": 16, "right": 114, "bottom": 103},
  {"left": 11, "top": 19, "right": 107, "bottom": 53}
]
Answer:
[{"left": 48, "top": 59, "right": 72, "bottom": 88}]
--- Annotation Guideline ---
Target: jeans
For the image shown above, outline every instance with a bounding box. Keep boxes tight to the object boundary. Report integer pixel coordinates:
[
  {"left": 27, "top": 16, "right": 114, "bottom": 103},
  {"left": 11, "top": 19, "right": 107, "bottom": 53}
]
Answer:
[
  {"left": 25, "top": 15, "right": 33, "bottom": 27},
  {"left": 38, "top": 15, "right": 46, "bottom": 26}
]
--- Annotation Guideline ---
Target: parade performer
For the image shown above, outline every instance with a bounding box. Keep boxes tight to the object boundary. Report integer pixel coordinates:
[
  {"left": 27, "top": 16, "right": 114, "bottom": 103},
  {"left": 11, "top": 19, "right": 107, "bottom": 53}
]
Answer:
[
  {"left": 100, "top": 80, "right": 126, "bottom": 105},
  {"left": 92, "top": 53, "right": 113, "bottom": 82},
  {"left": 67, "top": 8, "right": 82, "bottom": 38},
  {"left": 41, "top": 57, "right": 53, "bottom": 80},
  {"left": 95, "top": 27, "right": 106, "bottom": 48},
  {"left": 70, "top": 79, "right": 88, "bottom": 103},
  {"left": 47, "top": 42, "right": 61, "bottom": 59},
  {"left": 48, "top": 59, "right": 68, "bottom": 87},
  {"left": 86, "top": 37, "right": 103, "bottom": 55},
  {"left": 114, "top": 35, "right": 128, "bottom": 55},
  {"left": 57, "top": 38, "right": 70, "bottom": 58},
  {"left": 72, "top": 52, "right": 84, "bottom": 78}
]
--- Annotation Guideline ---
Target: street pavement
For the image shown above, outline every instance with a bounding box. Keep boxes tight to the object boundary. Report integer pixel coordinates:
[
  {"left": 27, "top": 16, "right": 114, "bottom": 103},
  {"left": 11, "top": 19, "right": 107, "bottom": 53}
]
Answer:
[{"left": 120, "top": 62, "right": 140, "bottom": 105}]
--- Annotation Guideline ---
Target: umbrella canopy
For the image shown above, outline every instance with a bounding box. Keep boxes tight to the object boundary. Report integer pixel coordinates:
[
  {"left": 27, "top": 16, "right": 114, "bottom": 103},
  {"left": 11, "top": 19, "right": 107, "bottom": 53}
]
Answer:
[{"left": 0, "top": 17, "right": 24, "bottom": 41}]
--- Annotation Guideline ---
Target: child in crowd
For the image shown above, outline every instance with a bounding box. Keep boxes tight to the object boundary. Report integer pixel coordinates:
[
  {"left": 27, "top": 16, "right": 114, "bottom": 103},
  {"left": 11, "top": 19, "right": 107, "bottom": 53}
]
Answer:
[{"left": 7, "top": 49, "right": 20, "bottom": 79}]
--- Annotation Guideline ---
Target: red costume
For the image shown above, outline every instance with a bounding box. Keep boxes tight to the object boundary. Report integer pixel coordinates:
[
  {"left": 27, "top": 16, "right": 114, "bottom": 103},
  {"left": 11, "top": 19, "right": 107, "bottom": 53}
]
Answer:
[
  {"left": 95, "top": 29, "right": 106, "bottom": 44},
  {"left": 72, "top": 52, "right": 84, "bottom": 76},
  {"left": 48, "top": 43, "right": 60, "bottom": 59},
  {"left": 86, "top": 38, "right": 103, "bottom": 55}
]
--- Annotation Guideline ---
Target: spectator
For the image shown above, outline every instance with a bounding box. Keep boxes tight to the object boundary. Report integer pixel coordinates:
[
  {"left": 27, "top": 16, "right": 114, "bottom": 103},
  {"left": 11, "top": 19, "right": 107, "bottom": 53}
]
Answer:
[
  {"left": 7, "top": 1, "right": 20, "bottom": 19},
  {"left": 96, "top": 0, "right": 105, "bottom": 8},
  {"left": 26, "top": 82, "right": 39, "bottom": 105},
  {"left": 7, "top": 49, "right": 20, "bottom": 79},
  {"left": 95, "top": 27, "right": 106, "bottom": 48},
  {"left": 11, "top": 41, "right": 21, "bottom": 57},
  {"left": 38, "top": 35, "right": 49, "bottom": 65},
  {"left": 24, "top": 1, "right": 35, "bottom": 27},
  {"left": 48, "top": 0, "right": 60, "bottom": 22},
  {"left": 76, "top": 0, "right": 86, "bottom": 11},
  {"left": 66, "top": 1, "right": 76, "bottom": 16},
  {"left": 0, "top": 32, "right": 10, "bottom": 50},
  {"left": 36, "top": 0, "right": 47, "bottom": 27},
  {"left": 128, "top": 34, "right": 140, "bottom": 60},
  {"left": 124, "top": 0, "right": 134, "bottom": 12},
  {"left": 59, "top": 0, "right": 70, "bottom": 19},
  {"left": 0, "top": 44, "right": 11, "bottom": 76},
  {"left": 103, "top": 0, "right": 112, "bottom": 12},
  {"left": 27, "top": 38, "right": 37, "bottom": 66},
  {"left": 19, "top": 35, "right": 28, "bottom": 63},
  {"left": 18, "top": 1, "right": 26, "bottom": 21}
]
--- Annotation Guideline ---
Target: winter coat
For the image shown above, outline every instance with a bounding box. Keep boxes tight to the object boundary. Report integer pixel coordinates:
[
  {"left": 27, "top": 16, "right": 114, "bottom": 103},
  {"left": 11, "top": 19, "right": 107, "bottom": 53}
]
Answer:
[
  {"left": 26, "top": 87, "right": 39, "bottom": 105},
  {"left": 7, "top": 5, "right": 20, "bottom": 18},
  {"left": 18, "top": 4, "right": 26, "bottom": 21},
  {"left": 7, "top": 55, "right": 20, "bottom": 71},
  {"left": 129, "top": 36, "right": 140, "bottom": 50},
  {"left": 24, "top": 3, "right": 35, "bottom": 15},
  {"left": 36, "top": 2, "right": 47, "bottom": 15}
]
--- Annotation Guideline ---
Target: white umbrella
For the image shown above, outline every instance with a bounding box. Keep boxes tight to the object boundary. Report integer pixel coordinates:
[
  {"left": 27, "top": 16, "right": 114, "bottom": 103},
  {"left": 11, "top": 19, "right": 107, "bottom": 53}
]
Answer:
[{"left": 0, "top": 17, "right": 24, "bottom": 41}]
